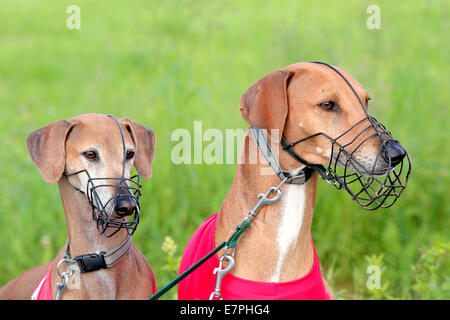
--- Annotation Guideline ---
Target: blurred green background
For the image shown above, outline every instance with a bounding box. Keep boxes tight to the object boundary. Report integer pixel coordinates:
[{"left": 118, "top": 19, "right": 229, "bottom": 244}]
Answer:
[{"left": 0, "top": 0, "right": 448, "bottom": 299}]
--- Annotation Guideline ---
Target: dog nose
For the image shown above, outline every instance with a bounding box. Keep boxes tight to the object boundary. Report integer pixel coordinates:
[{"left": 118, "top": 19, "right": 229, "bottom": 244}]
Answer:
[
  {"left": 382, "top": 141, "right": 406, "bottom": 167},
  {"left": 114, "top": 195, "right": 136, "bottom": 217}
]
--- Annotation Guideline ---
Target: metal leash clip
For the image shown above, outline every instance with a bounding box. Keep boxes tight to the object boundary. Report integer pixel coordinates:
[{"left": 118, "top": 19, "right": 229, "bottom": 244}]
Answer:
[
  {"left": 209, "top": 178, "right": 287, "bottom": 300},
  {"left": 55, "top": 272, "right": 68, "bottom": 300},
  {"left": 55, "top": 257, "right": 75, "bottom": 300},
  {"left": 209, "top": 254, "right": 235, "bottom": 300},
  {"left": 247, "top": 185, "right": 282, "bottom": 222}
]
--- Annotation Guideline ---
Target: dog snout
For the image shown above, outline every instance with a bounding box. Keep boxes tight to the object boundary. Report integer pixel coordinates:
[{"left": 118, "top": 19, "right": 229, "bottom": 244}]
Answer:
[
  {"left": 114, "top": 194, "right": 136, "bottom": 217},
  {"left": 382, "top": 141, "right": 406, "bottom": 167}
]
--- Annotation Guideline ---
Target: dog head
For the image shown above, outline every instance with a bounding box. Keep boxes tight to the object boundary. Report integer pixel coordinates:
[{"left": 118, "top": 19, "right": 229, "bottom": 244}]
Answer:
[
  {"left": 240, "top": 62, "right": 406, "bottom": 175},
  {"left": 26, "top": 113, "right": 156, "bottom": 232},
  {"left": 240, "top": 62, "right": 410, "bottom": 209}
]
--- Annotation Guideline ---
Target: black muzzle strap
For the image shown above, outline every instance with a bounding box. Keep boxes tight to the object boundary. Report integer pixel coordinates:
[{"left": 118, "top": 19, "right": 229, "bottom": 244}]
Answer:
[
  {"left": 281, "top": 136, "right": 336, "bottom": 184},
  {"left": 251, "top": 126, "right": 315, "bottom": 184}
]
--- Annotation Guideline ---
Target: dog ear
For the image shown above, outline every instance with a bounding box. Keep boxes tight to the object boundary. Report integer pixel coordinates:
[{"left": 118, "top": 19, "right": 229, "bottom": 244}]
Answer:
[
  {"left": 121, "top": 118, "right": 156, "bottom": 179},
  {"left": 26, "top": 120, "right": 77, "bottom": 183},
  {"left": 239, "top": 70, "right": 294, "bottom": 137}
]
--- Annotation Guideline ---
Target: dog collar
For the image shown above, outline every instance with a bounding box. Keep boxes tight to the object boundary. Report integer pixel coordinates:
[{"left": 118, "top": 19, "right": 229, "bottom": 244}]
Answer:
[
  {"left": 59, "top": 235, "right": 132, "bottom": 274},
  {"left": 251, "top": 126, "right": 315, "bottom": 185}
]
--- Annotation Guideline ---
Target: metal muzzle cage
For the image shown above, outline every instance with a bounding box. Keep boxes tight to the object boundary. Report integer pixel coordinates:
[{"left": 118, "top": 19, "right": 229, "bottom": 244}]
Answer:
[
  {"left": 87, "top": 172, "right": 141, "bottom": 237},
  {"left": 282, "top": 115, "right": 411, "bottom": 210}
]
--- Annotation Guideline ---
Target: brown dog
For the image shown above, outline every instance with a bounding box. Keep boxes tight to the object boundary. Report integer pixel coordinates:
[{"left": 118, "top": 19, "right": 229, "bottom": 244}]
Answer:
[
  {"left": 0, "top": 113, "right": 156, "bottom": 300},
  {"left": 179, "top": 62, "right": 409, "bottom": 299}
]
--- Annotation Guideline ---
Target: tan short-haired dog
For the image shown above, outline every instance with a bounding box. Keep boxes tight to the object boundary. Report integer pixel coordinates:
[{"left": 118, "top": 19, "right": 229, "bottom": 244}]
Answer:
[
  {"left": 178, "top": 62, "right": 409, "bottom": 300},
  {"left": 0, "top": 113, "right": 156, "bottom": 300}
]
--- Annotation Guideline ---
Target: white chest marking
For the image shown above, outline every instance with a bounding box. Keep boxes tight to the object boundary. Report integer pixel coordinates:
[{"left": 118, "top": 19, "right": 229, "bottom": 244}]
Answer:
[
  {"left": 95, "top": 270, "right": 116, "bottom": 299},
  {"left": 270, "top": 182, "right": 306, "bottom": 282}
]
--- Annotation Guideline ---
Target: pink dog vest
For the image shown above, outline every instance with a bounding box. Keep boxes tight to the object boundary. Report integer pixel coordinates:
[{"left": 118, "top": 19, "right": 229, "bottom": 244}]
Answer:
[
  {"left": 178, "top": 213, "right": 330, "bottom": 300},
  {"left": 31, "top": 261, "right": 54, "bottom": 300}
]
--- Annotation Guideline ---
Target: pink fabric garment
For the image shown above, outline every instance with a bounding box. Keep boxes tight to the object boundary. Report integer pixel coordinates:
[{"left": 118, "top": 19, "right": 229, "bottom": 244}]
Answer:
[
  {"left": 178, "top": 213, "right": 330, "bottom": 300},
  {"left": 31, "top": 261, "right": 54, "bottom": 300},
  {"left": 30, "top": 260, "right": 157, "bottom": 300}
]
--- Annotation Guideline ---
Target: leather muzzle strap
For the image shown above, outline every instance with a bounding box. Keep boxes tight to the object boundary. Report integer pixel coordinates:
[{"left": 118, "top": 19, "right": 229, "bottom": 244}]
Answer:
[
  {"left": 280, "top": 136, "right": 335, "bottom": 183},
  {"left": 251, "top": 126, "right": 315, "bottom": 185}
]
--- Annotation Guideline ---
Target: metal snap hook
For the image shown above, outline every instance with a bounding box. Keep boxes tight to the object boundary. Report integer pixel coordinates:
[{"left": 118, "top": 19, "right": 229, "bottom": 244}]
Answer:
[
  {"left": 261, "top": 186, "right": 282, "bottom": 204},
  {"left": 55, "top": 271, "right": 69, "bottom": 300},
  {"left": 56, "top": 257, "right": 75, "bottom": 278},
  {"left": 209, "top": 255, "right": 235, "bottom": 300}
]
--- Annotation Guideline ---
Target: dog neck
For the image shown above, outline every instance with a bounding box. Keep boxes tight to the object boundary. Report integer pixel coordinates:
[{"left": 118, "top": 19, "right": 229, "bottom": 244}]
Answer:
[
  {"left": 53, "top": 176, "right": 134, "bottom": 299},
  {"left": 215, "top": 130, "right": 318, "bottom": 282}
]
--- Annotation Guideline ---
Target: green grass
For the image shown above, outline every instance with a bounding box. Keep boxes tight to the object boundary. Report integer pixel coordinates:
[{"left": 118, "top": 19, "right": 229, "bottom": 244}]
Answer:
[{"left": 0, "top": 0, "right": 448, "bottom": 299}]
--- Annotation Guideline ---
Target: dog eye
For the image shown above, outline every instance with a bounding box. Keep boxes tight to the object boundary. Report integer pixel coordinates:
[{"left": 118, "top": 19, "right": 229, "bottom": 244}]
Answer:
[
  {"left": 83, "top": 151, "right": 97, "bottom": 161},
  {"left": 318, "top": 101, "right": 337, "bottom": 111},
  {"left": 126, "top": 150, "right": 135, "bottom": 159}
]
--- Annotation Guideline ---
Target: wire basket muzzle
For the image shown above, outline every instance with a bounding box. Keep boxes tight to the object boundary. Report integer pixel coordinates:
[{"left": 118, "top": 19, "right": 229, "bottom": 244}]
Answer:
[
  {"left": 87, "top": 174, "right": 142, "bottom": 237},
  {"left": 325, "top": 115, "right": 411, "bottom": 210}
]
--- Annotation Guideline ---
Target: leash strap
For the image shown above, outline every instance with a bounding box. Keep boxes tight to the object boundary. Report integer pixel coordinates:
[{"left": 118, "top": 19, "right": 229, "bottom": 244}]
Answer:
[
  {"left": 251, "top": 126, "right": 315, "bottom": 184},
  {"left": 148, "top": 179, "right": 285, "bottom": 300},
  {"left": 148, "top": 221, "right": 253, "bottom": 301},
  {"left": 148, "top": 241, "right": 226, "bottom": 300}
]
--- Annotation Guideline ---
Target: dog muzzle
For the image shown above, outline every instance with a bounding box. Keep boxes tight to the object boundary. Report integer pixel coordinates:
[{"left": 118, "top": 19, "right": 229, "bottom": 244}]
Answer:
[
  {"left": 64, "top": 115, "right": 142, "bottom": 237},
  {"left": 255, "top": 61, "right": 411, "bottom": 210}
]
